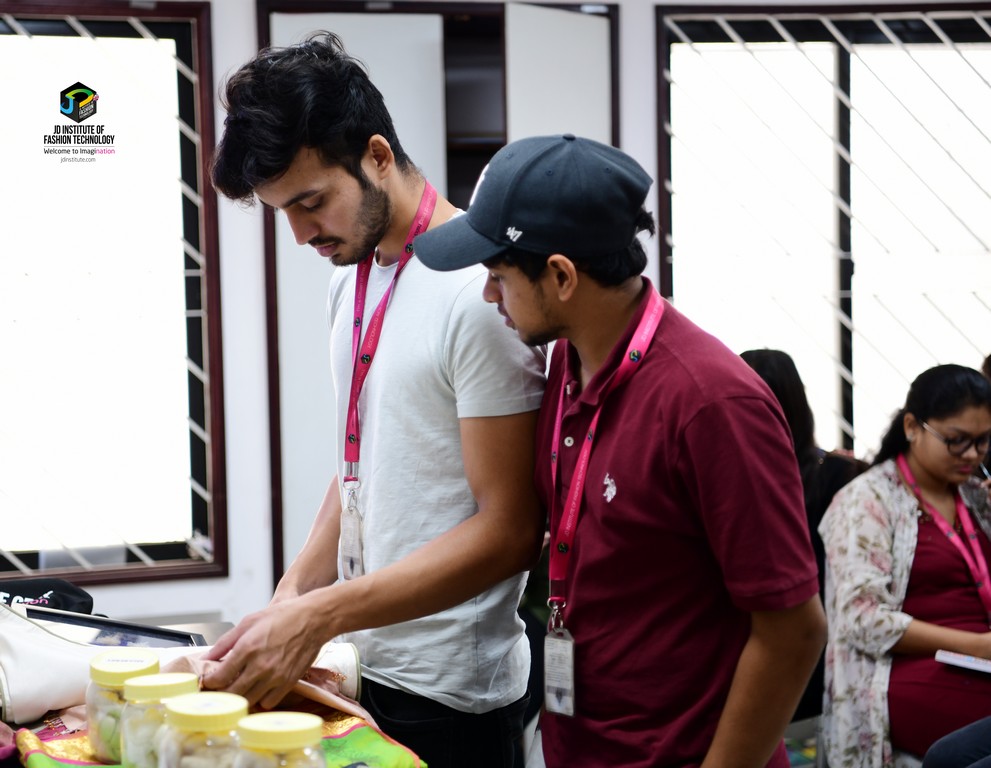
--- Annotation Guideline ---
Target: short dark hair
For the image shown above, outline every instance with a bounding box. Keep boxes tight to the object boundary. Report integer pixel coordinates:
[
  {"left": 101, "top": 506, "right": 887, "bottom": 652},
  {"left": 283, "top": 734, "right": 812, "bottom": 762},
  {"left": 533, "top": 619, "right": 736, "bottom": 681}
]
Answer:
[
  {"left": 482, "top": 206, "right": 655, "bottom": 287},
  {"left": 211, "top": 31, "right": 414, "bottom": 202},
  {"left": 873, "top": 363, "right": 991, "bottom": 465}
]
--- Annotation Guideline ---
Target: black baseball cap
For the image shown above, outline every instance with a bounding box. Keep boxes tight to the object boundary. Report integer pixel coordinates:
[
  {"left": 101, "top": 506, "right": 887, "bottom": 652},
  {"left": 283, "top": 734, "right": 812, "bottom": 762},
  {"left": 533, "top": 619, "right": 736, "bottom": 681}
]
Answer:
[{"left": 414, "top": 133, "right": 653, "bottom": 271}]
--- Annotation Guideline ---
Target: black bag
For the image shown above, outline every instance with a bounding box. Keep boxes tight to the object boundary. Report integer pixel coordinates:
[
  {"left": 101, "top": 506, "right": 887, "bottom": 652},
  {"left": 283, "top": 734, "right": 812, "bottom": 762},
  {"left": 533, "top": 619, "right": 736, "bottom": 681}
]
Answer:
[{"left": 0, "top": 578, "right": 94, "bottom": 614}]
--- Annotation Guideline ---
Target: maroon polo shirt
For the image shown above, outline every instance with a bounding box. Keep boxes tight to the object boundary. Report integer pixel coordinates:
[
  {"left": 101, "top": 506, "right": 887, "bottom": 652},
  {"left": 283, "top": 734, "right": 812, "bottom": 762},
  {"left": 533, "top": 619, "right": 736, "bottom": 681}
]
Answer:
[{"left": 536, "top": 283, "right": 819, "bottom": 768}]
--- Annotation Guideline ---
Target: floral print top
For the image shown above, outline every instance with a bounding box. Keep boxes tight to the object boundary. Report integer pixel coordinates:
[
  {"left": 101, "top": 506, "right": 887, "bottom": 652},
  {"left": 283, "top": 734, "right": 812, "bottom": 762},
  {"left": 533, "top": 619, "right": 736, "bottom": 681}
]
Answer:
[{"left": 818, "top": 459, "right": 991, "bottom": 768}]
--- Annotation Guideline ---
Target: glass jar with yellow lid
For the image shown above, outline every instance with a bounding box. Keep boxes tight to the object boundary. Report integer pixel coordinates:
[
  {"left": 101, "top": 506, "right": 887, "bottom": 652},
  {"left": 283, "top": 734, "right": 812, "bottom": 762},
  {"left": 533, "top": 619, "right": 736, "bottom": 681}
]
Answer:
[
  {"left": 120, "top": 672, "right": 200, "bottom": 768},
  {"left": 86, "top": 647, "right": 160, "bottom": 763},
  {"left": 159, "top": 691, "right": 248, "bottom": 768},
  {"left": 235, "top": 711, "right": 325, "bottom": 768}
]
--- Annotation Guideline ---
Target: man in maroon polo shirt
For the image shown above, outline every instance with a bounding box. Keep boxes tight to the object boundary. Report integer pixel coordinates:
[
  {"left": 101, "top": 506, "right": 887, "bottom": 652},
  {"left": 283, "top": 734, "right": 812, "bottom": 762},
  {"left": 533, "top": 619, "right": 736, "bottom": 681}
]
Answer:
[{"left": 415, "top": 134, "right": 827, "bottom": 768}]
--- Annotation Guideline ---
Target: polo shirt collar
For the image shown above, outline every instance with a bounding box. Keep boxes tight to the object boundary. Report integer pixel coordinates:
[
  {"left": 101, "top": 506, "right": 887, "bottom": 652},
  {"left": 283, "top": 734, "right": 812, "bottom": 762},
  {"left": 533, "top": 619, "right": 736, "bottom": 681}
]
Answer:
[{"left": 564, "top": 278, "right": 659, "bottom": 409}]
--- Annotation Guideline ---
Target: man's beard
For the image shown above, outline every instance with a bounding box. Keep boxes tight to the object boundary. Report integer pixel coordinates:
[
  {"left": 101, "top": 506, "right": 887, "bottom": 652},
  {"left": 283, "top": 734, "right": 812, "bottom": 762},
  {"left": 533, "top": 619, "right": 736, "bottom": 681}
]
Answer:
[
  {"left": 314, "top": 181, "right": 392, "bottom": 267},
  {"left": 516, "top": 291, "right": 562, "bottom": 348},
  {"left": 519, "top": 326, "right": 563, "bottom": 348},
  {"left": 516, "top": 304, "right": 563, "bottom": 348}
]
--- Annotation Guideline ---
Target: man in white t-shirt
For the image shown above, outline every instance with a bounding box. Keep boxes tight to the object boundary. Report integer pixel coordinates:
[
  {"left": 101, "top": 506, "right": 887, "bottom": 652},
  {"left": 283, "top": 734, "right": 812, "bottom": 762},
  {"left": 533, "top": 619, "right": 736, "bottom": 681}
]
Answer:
[{"left": 202, "top": 32, "right": 546, "bottom": 768}]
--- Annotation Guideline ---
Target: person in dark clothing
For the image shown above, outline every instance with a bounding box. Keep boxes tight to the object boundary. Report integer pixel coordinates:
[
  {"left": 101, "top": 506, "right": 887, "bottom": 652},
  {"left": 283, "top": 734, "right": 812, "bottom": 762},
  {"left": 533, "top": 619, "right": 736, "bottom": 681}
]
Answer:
[{"left": 740, "top": 348, "right": 867, "bottom": 721}]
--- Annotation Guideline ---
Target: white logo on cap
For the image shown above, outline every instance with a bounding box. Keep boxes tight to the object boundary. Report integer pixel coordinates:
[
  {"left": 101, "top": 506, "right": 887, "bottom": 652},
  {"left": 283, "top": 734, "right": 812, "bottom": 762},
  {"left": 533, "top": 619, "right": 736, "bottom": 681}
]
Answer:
[{"left": 506, "top": 226, "right": 523, "bottom": 242}]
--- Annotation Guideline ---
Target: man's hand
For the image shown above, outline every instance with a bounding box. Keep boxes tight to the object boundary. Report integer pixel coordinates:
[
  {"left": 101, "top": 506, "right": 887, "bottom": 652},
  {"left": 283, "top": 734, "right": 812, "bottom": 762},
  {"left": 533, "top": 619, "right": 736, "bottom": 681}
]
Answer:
[{"left": 200, "top": 595, "right": 327, "bottom": 709}]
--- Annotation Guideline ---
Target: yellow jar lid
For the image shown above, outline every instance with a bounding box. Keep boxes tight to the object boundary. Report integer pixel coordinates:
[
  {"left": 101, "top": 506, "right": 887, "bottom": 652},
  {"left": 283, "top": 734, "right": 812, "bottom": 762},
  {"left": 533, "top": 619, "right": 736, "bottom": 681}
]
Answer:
[
  {"left": 238, "top": 712, "right": 323, "bottom": 751},
  {"left": 124, "top": 672, "right": 199, "bottom": 702},
  {"left": 89, "top": 648, "right": 160, "bottom": 688},
  {"left": 164, "top": 692, "right": 248, "bottom": 732}
]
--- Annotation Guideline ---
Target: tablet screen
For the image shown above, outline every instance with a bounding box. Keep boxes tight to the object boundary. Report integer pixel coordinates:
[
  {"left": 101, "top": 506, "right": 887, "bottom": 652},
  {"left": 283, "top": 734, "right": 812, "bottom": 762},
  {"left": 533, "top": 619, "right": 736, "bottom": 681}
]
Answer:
[{"left": 23, "top": 605, "right": 207, "bottom": 648}]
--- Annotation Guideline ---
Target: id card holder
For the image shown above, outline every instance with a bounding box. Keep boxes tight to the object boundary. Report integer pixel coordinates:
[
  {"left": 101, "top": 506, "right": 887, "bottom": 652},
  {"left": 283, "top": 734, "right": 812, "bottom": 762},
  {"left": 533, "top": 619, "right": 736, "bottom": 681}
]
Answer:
[
  {"left": 340, "top": 482, "right": 365, "bottom": 579},
  {"left": 544, "top": 628, "right": 576, "bottom": 717}
]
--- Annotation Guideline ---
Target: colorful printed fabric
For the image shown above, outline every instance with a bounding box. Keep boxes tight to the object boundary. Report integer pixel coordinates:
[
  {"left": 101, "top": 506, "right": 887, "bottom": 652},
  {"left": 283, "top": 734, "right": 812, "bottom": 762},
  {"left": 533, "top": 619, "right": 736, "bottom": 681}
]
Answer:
[{"left": 15, "top": 709, "right": 424, "bottom": 768}]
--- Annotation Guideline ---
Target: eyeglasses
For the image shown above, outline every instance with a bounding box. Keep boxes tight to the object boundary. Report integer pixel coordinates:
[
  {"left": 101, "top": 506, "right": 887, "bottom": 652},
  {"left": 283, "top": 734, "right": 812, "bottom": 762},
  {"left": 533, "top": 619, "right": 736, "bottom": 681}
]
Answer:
[{"left": 920, "top": 421, "right": 991, "bottom": 457}]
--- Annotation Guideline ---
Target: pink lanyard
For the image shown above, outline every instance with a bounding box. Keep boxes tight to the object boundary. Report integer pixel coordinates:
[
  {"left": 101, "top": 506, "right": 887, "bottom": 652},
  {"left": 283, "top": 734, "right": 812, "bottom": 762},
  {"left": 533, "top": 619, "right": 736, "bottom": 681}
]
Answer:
[
  {"left": 897, "top": 453, "right": 991, "bottom": 624},
  {"left": 547, "top": 288, "right": 665, "bottom": 623},
  {"left": 343, "top": 182, "right": 437, "bottom": 484}
]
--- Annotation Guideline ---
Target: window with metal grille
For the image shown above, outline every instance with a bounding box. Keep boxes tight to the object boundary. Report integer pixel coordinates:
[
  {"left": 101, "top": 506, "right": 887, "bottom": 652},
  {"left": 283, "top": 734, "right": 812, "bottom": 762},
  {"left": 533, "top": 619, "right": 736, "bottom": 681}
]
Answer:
[
  {"left": 656, "top": 4, "right": 991, "bottom": 457},
  {"left": 0, "top": 3, "right": 227, "bottom": 585}
]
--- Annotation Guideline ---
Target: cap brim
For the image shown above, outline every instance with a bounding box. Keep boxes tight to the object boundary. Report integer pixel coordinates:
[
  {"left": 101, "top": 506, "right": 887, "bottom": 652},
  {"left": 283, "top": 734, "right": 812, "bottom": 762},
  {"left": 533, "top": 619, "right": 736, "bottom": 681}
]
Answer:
[{"left": 414, "top": 215, "right": 508, "bottom": 272}]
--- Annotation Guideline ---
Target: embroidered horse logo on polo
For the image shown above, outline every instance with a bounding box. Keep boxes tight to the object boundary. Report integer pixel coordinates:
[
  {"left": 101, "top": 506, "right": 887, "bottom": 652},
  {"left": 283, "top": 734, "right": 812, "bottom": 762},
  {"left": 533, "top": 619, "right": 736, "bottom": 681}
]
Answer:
[{"left": 603, "top": 473, "right": 617, "bottom": 502}]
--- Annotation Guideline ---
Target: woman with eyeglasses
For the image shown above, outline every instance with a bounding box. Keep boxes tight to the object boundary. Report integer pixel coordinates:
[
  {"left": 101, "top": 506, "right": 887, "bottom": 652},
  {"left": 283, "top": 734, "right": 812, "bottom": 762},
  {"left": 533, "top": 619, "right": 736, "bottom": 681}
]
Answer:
[{"left": 818, "top": 363, "right": 991, "bottom": 768}]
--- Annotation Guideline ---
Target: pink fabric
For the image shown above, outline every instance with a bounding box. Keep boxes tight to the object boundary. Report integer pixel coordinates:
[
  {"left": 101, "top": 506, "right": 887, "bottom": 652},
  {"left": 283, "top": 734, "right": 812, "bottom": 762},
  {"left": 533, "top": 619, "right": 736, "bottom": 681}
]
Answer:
[
  {"left": 161, "top": 651, "right": 377, "bottom": 727},
  {"left": 0, "top": 719, "right": 16, "bottom": 760}
]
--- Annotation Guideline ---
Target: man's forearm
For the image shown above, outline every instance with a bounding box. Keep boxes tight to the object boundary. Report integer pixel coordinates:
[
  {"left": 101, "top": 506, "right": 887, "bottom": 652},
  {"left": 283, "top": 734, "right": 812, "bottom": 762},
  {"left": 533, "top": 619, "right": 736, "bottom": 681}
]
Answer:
[
  {"left": 702, "top": 597, "right": 827, "bottom": 768},
  {"left": 297, "top": 494, "right": 541, "bottom": 637},
  {"left": 272, "top": 475, "right": 343, "bottom": 603}
]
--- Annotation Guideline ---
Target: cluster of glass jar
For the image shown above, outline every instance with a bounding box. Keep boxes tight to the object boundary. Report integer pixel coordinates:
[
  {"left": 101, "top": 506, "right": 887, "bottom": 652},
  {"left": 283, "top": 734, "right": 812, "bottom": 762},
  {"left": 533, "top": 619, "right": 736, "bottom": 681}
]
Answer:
[
  {"left": 86, "top": 650, "right": 326, "bottom": 768},
  {"left": 157, "top": 695, "right": 325, "bottom": 768}
]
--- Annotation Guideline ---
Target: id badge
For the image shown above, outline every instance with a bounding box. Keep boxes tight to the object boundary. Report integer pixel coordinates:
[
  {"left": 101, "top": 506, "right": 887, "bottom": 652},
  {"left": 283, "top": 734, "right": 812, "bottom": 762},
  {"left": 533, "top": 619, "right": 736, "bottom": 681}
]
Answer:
[
  {"left": 544, "top": 629, "right": 576, "bottom": 717},
  {"left": 340, "top": 487, "right": 365, "bottom": 579}
]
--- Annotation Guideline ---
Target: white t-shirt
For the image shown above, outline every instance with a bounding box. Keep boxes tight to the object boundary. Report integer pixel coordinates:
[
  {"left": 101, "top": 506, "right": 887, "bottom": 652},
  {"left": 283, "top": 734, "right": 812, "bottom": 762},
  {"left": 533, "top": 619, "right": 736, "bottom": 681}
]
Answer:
[{"left": 326, "top": 255, "right": 546, "bottom": 713}]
